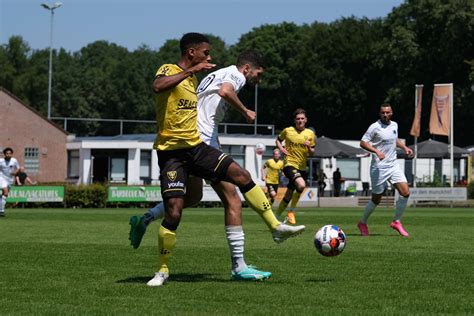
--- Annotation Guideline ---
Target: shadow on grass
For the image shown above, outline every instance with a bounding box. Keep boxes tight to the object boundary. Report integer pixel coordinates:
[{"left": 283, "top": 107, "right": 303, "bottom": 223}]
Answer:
[
  {"left": 117, "top": 273, "right": 228, "bottom": 284},
  {"left": 345, "top": 233, "right": 389, "bottom": 237}
]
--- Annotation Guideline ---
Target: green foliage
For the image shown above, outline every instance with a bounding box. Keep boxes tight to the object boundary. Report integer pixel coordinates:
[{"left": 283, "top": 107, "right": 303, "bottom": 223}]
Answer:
[
  {"left": 64, "top": 184, "right": 107, "bottom": 208},
  {"left": 0, "top": 208, "right": 473, "bottom": 314},
  {"left": 468, "top": 181, "right": 474, "bottom": 199},
  {"left": 1, "top": 1, "right": 474, "bottom": 145}
]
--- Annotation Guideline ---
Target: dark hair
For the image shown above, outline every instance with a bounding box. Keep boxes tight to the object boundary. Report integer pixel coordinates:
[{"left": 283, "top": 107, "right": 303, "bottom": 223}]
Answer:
[
  {"left": 236, "top": 49, "right": 266, "bottom": 69},
  {"left": 380, "top": 103, "right": 392, "bottom": 109},
  {"left": 293, "top": 108, "right": 307, "bottom": 117},
  {"left": 179, "top": 33, "right": 209, "bottom": 55},
  {"left": 3, "top": 147, "right": 13, "bottom": 155}
]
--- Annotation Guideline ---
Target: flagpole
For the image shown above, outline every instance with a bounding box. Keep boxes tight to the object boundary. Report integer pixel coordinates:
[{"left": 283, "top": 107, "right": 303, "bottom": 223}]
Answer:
[{"left": 449, "top": 83, "right": 454, "bottom": 188}]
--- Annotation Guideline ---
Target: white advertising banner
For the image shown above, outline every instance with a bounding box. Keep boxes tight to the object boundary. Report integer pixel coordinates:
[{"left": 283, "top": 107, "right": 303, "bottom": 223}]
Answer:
[{"left": 400, "top": 187, "right": 467, "bottom": 201}]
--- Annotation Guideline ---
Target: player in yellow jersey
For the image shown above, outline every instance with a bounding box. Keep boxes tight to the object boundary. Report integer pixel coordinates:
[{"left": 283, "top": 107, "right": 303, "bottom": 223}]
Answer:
[
  {"left": 145, "top": 33, "right": 305, "bottom": 287},
  {"left": 275, "top": 108, "right": 316, "bottom": 225},
  {"left": 261, "top": 148, "right": 284, "bottom": 204}
]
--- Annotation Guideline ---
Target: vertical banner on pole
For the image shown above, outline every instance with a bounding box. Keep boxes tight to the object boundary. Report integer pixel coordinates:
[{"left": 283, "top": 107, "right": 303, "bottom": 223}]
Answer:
[
  {"left": 410, "top": 84, "right": 423, "bottom": 138},
  {"left": 429, "top": 83, "right": 454, "bottom": 187},
  {"left": 429, "top": 84, "right": 451, "bottom": 136}
]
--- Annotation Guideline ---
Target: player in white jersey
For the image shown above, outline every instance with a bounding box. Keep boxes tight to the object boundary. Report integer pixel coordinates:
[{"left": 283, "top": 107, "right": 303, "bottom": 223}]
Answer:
[
  {"left": 129, "top": 50, "right": 305, "bottom": 282},
  {"left": 0, "top": 147, "right": 20, "bottom": 217},
  {"left": 357, "top": 104, "right": 413, "bottom": 237}
]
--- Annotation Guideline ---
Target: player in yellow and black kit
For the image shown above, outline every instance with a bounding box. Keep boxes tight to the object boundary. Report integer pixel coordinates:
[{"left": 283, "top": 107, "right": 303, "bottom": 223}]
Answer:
[
  {"left": 275, "top": 108, "right": 316, "bottom": 225},
  {"left": 261, "top": 148, "right": 284, "bottom": 204},
  {"left": 145, "top": 33, "right": 305, "bottom": 287}
]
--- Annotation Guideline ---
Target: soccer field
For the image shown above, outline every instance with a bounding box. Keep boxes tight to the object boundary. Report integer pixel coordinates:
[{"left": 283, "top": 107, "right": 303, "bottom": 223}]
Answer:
[{"left": 1, "top": 207, "right": 473, "bottom": 315}]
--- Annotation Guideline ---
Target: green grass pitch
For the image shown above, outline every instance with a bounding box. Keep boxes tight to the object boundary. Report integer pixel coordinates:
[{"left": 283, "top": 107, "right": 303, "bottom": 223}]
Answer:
[{"left": 1, "top": 207, "right": 473, "bottom": 315}]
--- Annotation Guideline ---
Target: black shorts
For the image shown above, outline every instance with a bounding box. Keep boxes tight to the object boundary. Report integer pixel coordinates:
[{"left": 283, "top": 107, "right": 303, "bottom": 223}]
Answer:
[
  {"left": 283, "top": 166, "right": 307, "bottom": 190},
  {"left": 266, "top": 184, "right": 279, "bottom": 195},
  {"left": 157, "top": 142, "right": 234, "bottom": 199}
]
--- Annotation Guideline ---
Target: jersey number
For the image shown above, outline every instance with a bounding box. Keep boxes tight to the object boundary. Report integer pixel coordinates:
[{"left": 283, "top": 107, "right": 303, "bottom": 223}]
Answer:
[{"left": 197, "top": 74, "right": 215, "bottom": 93}]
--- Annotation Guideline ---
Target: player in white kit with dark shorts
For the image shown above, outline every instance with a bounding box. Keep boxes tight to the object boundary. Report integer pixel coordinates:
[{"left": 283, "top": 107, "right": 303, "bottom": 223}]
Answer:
[{"left": 357, "top": 104, "right": 413, "bottom": 237}]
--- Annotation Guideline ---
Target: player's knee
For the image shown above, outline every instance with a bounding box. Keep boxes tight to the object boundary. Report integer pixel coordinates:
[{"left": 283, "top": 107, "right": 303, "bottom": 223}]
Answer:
[
  {"left": 371, "top": 196, "right": 382, "bottom": 205},
  {"left": 226, "top": 163, "right": 251, "bottom": 185},
  {"left": 270, "top": 191, "right": 277, "bottom": 198}
]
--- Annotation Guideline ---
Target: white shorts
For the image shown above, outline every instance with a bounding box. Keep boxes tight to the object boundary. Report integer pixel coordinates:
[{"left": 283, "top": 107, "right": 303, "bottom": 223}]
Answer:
[
  {"left": 0, "top": 177, "right": 12, "bottom": 189},
  {"left": 370, "top": 164, "right": 407, "bottom": 194},
  {"left": 200, "top": 133, "right": 219, "bottom": 149}
]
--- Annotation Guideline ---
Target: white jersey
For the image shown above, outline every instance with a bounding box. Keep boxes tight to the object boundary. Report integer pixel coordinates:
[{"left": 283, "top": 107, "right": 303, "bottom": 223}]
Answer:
[
  {"left": 196, "top": 65, "right": 246, "bottom": 146},
  {"left": 362, "top": 120, "right": 399, "bottom": 169},
  {"left": 0, "top": 157, "right": 20, "bottom": 185}
]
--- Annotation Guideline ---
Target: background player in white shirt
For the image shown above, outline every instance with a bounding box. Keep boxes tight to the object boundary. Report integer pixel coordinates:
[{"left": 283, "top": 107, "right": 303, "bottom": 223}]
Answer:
[
  {"left": 357, "top": 104, "right": 413, "bottom": 237},
  {"left": 129, "top": 50, "right": 304, "bottom": 281},
  {"left": 0, "top": 147, "right": 20, "bottom": 217}
]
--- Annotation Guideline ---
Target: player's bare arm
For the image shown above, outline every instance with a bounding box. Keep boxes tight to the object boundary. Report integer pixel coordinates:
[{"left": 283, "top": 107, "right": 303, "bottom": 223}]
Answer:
[
  {"left": 396, "top": 138, "right": 413, "bottom": 156},
  {"left": 152, "top": 62, "right": 216, "bottom": 93},
  {"left": 305, "top": 139, "right": 316, "bottom": 156},
  {"left": 276, "top": 138, "right": 288, "bottom": 156},
  {"left": 360, "top": 140, "right": 385, "bottom": 160},
  {"left": 218, "top": 83, "right": 255, "bottom": 123}
]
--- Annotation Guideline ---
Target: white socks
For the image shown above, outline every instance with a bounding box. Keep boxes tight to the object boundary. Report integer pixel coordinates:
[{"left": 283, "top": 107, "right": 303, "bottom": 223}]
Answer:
[
  {"left": 361, "top": 200, "right": 377, "bottom": 224},
  {"left": 143, "top": 202, "right": 165, "bottom": 225},
  {"left": 394, "top": 196, "right": 409, "bottom": 222},
  {"left": 225, "top": 225, "right": 247, "bottom": 272},
  {"left": 0, "top": 195, "right": 6, "bottom": 213}
]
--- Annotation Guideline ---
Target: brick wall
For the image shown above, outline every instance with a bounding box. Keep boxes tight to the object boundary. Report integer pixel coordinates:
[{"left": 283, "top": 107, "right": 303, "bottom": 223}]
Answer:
[{"left": 0, "top": 89, "right": 68, "bottom": 183}]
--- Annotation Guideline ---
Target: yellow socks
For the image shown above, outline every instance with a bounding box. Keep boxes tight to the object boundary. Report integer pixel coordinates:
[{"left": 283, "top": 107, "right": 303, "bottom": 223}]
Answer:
[
  {"left": 243, "top": 185, "right": 280, "bottom": 230},
  {"left": 290, "top": 191, "right": 302, "bottom": 208},
  {"left": 276, "top": 198, "right": 289, "bottom": 217},
  {"left": 158, "top": 225, "right": 177, "bottom": 274}
]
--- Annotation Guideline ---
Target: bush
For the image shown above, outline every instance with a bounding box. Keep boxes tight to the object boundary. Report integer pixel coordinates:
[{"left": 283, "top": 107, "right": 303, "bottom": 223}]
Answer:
[
  {"left": 468, "top": 181, "right": 474, "bottom": 199},
  {"left": 64, "top": 184, "right": 108, "bottom": 208}
]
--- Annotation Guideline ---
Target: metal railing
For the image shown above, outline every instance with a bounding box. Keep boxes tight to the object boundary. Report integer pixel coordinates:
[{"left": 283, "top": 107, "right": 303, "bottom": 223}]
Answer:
[{"left": 52, "top": 117, "right": 275, "bottom": 136}]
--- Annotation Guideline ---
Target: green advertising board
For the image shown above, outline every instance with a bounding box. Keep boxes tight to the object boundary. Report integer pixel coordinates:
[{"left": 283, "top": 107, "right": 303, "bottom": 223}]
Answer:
[
  {"left": 7, "top": 186, "right": 64, "bottom": 202},
  {"left": 108, "top": 186, "right": 162, "bottom": 202}
]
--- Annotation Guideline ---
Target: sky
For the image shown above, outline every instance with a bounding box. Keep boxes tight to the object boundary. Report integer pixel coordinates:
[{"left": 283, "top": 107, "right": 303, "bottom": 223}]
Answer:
[{"left": 1, "top": 0, "right": 404, "bottom": 52}]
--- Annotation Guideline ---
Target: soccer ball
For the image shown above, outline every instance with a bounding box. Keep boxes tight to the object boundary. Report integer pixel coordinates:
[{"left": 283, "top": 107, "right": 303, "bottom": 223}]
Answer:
[
  {"left": 255, "top": 143, "right": 266, "bottom": 155},
  {"left": 314, "top": 225, "right": 346, "bottom": 257}
]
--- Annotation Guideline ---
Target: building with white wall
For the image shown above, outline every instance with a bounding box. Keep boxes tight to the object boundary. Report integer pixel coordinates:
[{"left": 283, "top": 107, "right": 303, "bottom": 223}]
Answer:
[{"left": 66, "top": 134, "right": 468, "bottom": 194}]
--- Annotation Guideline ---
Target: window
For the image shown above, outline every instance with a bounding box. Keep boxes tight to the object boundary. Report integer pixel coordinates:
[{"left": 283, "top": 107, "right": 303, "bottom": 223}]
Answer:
[
  {"left": 221, "top": 145, "right": 245, "bottom": 167},
  {"left": 140, "top": 150, "right": 152, "bottom": 183},
  {"left": 24, "top": 147, "right": 39, "bottom": 173},
  {"left": 111, "top": 158, "right": 126, "bottom": 183},
  {"left": 336, "top": 158, "right": 360, "bottom": 180},
  {"left": 68, "top": 150, "right": 80, "bottom": 178}
]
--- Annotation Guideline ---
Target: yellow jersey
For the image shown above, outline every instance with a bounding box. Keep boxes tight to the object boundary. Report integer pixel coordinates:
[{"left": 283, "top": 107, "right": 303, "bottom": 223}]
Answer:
[
  {"left": 278, "top": 127, "right": 316, "bottom": 170},
  {"left": 264, "top": 158, "right": 284, "bottom": 184},
  {"left": 153, "top": 64, "right": 203, "bottom": 151}
]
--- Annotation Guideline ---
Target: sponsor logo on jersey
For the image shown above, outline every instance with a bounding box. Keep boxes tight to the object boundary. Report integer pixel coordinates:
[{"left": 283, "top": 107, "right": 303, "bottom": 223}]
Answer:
[
  {"left": 167, "top": 171, "right": 177, "bottom": 181},
  {"left": 178, "top": 99, "right": 198, "bottom": 109}
]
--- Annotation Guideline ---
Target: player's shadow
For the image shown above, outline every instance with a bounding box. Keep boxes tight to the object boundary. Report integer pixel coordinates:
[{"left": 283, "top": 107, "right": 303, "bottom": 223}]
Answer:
[
  {"left": 117, "top": 273, "right": 227, "bottom": 284},
  {"left": 345, "top": 233, "right": 383, "bottom": 237}
]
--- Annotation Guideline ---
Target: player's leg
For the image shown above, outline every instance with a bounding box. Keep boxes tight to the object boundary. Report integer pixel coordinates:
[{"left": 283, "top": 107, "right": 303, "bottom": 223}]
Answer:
[
  {"left": 147, "top": 153, "right": 186, "bottom": 287},
  {"left": 358, "top": 167, "right": 385, "bottom": 236},
  {"left": 286, "top": 175, "right": 306, "bottom": 225},
  {"left": 129, "top": 177, "right": 203, "bottom": 249},
  {"left": 0, "top": 184, "right": 9, "bottom": 217},
  {"left": 268, "top": 184, "right": 278, "bottom": 204},
  {"left": 276, "top": 187, "right": 292, "bottom": 218},
  {"left": 192, "top": 143, "right": 305, "bottom": 243},
  {"left": 212, "top": 181, "right": 271, "bottom": 280},
  {"left": 390, "top": 168, "right": 410, "bottom": 237},
  {"left": 223, "top": 162, "right": 305, "bottom": 243}
]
